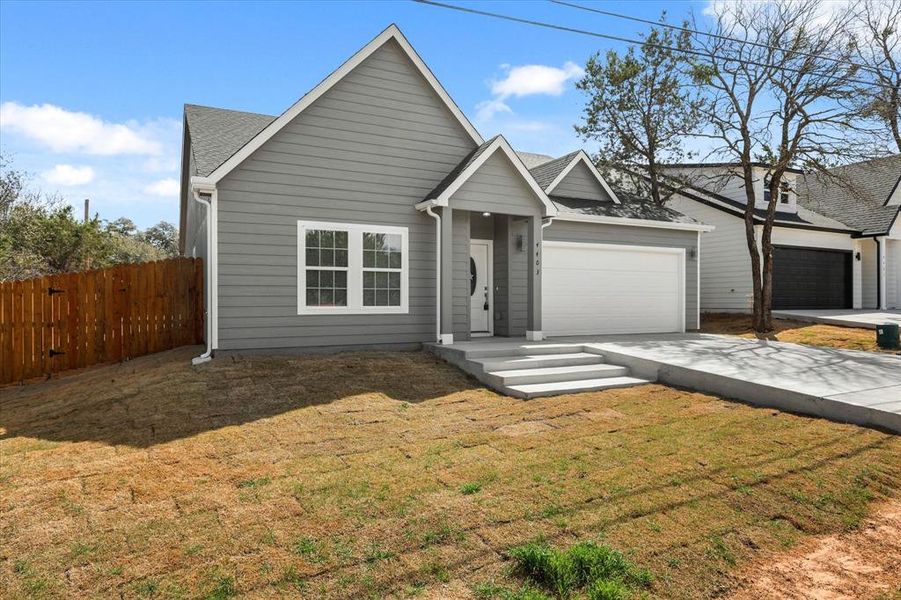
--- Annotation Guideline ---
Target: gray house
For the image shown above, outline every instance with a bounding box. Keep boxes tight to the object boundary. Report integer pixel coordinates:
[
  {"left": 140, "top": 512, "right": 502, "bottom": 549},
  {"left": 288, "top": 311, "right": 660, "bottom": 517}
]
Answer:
[{"left": 179, "top": 24, "right": 712, "bottom": 361}]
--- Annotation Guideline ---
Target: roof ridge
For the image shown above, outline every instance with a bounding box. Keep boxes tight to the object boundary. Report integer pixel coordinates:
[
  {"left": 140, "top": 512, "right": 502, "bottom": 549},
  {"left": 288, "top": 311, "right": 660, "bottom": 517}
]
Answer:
[{"left": 184, "top": 103, "right": 277, "bottom": 119}]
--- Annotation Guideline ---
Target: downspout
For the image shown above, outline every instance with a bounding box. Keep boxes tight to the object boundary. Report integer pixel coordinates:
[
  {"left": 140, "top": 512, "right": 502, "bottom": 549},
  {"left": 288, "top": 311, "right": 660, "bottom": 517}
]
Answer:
[
  {"left": 191, "top": 190, "right": 213, "bottom": 365},
  {"left": 425, "top": 206, "right": 441, "bottom": 342},
  {"left": 875, "top": 237, "right": 885, "bottom": 310}
]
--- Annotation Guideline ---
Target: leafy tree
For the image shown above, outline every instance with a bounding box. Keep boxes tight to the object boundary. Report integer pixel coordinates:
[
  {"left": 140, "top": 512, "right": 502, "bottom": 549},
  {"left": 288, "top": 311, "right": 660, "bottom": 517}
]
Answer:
[
  {"left": 576, "top": 18, "right": 705, "bottom": 205},
  {"left": 142, "top": 221, "right": 179, "bottom": 255},
  {"left": 106, "top": 217, "right": 138, "bottom": 237}
]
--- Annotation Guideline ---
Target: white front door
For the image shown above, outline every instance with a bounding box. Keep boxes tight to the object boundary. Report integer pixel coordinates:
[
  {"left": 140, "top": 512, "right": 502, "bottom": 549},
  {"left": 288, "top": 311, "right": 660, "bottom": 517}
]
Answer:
[{"left": 470, "top": 240, "right": 493, "bottom": 335}]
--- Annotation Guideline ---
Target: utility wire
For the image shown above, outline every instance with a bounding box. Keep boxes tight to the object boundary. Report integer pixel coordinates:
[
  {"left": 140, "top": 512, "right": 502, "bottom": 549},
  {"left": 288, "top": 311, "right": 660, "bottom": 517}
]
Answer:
[
  {"left": 549, "top": 0, "right": 890, "bottom": 79},
  {"left": 411, "top": 0, "right": 889, "bottom": 90}
]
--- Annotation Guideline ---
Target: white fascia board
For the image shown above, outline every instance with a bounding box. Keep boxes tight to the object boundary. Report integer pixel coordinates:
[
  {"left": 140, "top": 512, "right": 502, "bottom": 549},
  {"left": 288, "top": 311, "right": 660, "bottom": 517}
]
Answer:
[
  {"left": 190, "top": 176, "right": 216, "bottom": 193},
  {"left": 433, "top": 136, "right": 558, "bottom": 217},
  {"left": 204, "top": 24, "right": 484, "bottom": 184},
  {"left": 545, "top": 151, "right": 621, "bottom": 204},
  {"left": 554, "top": 211, "right": 715, "bottom": 232}
]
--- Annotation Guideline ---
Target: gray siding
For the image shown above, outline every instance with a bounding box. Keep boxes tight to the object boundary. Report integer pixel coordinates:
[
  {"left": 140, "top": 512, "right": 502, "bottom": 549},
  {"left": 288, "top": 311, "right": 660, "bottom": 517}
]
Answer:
[
  {"left": 452, "top": 211, "right": 470, "bottom": 340},
  {"left": 544, "top": 220, "right": 700, "bottom": 329},
  {"left": 493, "top": 217, "right": 510, "bottom": 336},
  {"left": 552, "top": 162, "right": 612, "bottom": 202},
  {"left": 508, "top": 218, "right": 529, "bottom": 335},
  {"left": 215, "top": 39, "right": 476, "bottom": 350}
]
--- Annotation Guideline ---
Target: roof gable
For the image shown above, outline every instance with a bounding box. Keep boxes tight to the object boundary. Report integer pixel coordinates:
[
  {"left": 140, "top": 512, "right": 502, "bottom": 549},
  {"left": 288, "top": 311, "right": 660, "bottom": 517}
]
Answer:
[
  {"left": 184, "top": 105, "right": 274, "bottom": 177},
  {"left": 420, "top": 136, "right": 557, "bottom": 217},
  {"left": 530, "top": 151, "right": 620, "bottom": 204},
  {"left": 196, "top": 24, "right": 483, "bottom": 185}
]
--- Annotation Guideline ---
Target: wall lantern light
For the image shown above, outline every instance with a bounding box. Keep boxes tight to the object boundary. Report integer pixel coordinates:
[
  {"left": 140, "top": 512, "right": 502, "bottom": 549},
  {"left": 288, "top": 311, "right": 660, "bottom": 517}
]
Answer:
[
  {"left": 688, "top": 247, "right": 697, "bottom": 260},
  {"left": 516, "top": 234, "right": 524, "bottom": 252},
  {"left": 855, "top": 252, "right": 861, "bottom": 261}
]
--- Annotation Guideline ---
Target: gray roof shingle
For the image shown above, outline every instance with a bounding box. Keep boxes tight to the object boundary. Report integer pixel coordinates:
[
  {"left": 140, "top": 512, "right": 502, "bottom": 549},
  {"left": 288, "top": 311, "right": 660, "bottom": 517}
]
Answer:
[
  {"left": 528, "top": 151, "right": 580, "bottom": 190},
  {"left": 184, "top": 104, "right": 275, "bottom": 177},
  {"left": 422, "top": 136, "right": 499, "bottom": 201},
  {"left": 797, "top": 155, "right": 901, "bottom": 235},
  {"left": 551, "top": 195, "right": 704, "bottom": 225}
]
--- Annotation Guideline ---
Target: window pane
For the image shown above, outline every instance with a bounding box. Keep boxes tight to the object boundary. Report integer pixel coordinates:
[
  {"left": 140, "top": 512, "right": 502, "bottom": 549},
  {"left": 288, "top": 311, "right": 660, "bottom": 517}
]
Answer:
[
  {"left": 320, "top": 289, "right": 334, "bottom": 306},
  {"left": 320, "top": 249, "right": 334, "bottom": 267},
  {"left": 376, "top": 271, "right": 388, "bottom": 288},
  {"left": 388, "top": 290, "right": 400, "bottom": 306},
  {"left": 335, "top": 271, "right": 347, "bottom": 288},
  {"left": 383, "top": 233, "right": 401, "bottom": 252},
  {"left": 377, "top": 290, "right": 389, "bottom": 306},
  {"left": 334, "top": 289, "right": 347, "bottom": 307},
  {"left": 389, "top": 272, "right": 400, "bottom": 289},
  {"left": 363, "top": 271, "right": 375, "bottom": 288},
  {"left": 320, "top": 270, "right": 333, "bottom": 287},
  {"left": 363, "top": 232, "right": 376, "bottom": 250},
  {"left": 321, "top": 230, "right": 334, "bottom": 248},
  {"left": 363, "top": 250, "right": 375, "bottom": 268},
  {"left": 306, "top": 270, "right": 319, "bottom": 287},
  {"left": 389, "top": 252, "right": 401, "bottom": 269},
  {"left": 363, "top": 289, "right": 375, "bottom": 306},
  {"left": 335, "top": 249, "right": 348, "bottom": 267},
  {"left": 306, "top": 248, "right": 319, "bottom": 267},
  {"left": 305, "top": 289, "right": 319, "bottom": 306},
  {"left": 377, "top": 251, "right": 389, "bottom": 268},
  {"left": 335, "top": 231, "right": 348, "bottom": 248},
  {"left": 306, "top": 230, "right": 319, "bottom": 247}
]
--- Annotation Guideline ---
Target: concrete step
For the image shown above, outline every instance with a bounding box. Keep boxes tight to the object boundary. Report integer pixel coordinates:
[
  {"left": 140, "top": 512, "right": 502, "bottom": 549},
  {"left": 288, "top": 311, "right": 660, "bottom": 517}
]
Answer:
[
  {"left": 488, "top": 363, "right": 629, "bottom": 386},
  {"left": 464, "top": 343, "right": 587, "bottom": 360},
  {"left": 476, "top": 352, "right": 605, "bottom": 372},
  {"left": 507, "top": 376, "right": 652, "bottom": 399}
]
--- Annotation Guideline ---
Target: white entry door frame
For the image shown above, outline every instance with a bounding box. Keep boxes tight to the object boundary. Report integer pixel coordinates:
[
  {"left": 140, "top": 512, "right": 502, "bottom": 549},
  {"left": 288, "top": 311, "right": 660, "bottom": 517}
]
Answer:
[{"left": 469, "top": 239, "right": 494, "bottom": 336}]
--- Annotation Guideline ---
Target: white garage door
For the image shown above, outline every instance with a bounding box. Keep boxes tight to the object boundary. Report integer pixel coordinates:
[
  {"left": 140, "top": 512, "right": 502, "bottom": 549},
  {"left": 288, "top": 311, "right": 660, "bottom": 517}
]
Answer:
[{"left": 543, "top": 242, "right": 685, "bottom": 336}]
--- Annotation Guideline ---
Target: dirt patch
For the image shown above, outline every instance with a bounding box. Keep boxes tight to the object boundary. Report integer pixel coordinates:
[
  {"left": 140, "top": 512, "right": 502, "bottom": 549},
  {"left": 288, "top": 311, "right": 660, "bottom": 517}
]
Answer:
[
  {"left": 700, "top": 313, "right": 900, "bottom": 355},
  {"left": 495, "top": 420, "right": 555, "bottom": 436},
  {"left": 727, "top": 500, "right": 901, "bottom": 599}
]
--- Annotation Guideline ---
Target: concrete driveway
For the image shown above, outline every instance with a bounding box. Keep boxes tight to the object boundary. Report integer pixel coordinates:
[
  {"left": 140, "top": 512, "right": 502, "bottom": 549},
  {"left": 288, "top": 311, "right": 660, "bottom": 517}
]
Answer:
[
  {"left": 557, "top": 333, "right": 901, "bottom": 433},
  {"left": 772, "top": 309, "right": 901, "bottom": 329}
]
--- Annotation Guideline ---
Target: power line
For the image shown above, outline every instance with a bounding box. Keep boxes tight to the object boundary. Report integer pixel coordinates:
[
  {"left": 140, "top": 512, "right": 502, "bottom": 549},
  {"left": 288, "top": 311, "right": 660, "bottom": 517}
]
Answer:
[
  {"left": 411, "top": 0, "right": 889, "bottom": 90},
  {"left": 549, "top": 0, "right": 890, "bottom": 79}
]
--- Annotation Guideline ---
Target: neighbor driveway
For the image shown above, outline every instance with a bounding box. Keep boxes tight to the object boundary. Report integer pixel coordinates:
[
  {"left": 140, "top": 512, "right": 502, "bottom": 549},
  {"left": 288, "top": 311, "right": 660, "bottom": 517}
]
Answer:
[
  {"left": 772, "top": 309, "right": 901, "bottom": 329},
  {"left": 556, "top": 333, "right": 901, "bottom": 433}
]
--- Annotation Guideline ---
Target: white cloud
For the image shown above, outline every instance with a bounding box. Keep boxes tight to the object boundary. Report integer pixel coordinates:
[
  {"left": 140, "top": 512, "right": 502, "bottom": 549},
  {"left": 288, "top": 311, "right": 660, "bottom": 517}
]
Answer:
[
  {"left": 490, "top": 62, "right": 584, "bottom": 99},
  {"left": 0, "top": 102, "right": 163, "bottom": 156},
  {"left": 475, "top": 99, "right": 513, "bottom": 122},
  {"left": 144, "top": 178, "right": 179, "bottom": 197},
  {"left": 42, "top": 164, "right": 95, "bottom": 186}
]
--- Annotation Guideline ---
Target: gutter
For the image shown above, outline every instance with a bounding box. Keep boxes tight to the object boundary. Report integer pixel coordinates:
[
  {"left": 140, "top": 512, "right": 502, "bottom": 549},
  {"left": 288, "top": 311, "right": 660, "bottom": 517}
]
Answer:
[
  {"left": 190, "top": 183, "right": 216, "bottom": 365},
  {"left": 554, "top": 212, "right": 714, "bottom": 232}
]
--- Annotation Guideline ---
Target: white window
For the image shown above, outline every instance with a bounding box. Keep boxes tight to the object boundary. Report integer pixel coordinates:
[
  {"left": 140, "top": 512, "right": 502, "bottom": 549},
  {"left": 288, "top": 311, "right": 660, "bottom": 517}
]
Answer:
[{"left": 297, "top": 221, "right": 408, "bottom": 315}]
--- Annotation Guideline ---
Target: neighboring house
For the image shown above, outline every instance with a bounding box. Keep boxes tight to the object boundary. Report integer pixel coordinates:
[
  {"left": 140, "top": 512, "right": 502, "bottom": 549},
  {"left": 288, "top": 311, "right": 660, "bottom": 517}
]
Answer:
[
  {"left": 179, "top": 24, "right": 712, "bottom": 357},
  {"left": 660, "top": 157, "right": 901, "bottom": 311}
]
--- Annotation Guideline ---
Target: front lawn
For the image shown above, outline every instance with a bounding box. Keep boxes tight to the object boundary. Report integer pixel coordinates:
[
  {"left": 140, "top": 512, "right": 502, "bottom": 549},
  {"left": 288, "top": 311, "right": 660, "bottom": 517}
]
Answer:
[
  {"left": 700, "top": 312, "right": 897, "bottom": 354},
  {"left": 1, "top": 348, "right": 898, "bottom": 599}
]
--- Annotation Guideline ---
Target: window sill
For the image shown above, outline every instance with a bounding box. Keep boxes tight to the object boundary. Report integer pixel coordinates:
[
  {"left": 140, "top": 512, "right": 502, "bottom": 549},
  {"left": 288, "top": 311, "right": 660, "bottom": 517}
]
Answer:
[{"left": 297, "top": 306, "right": 409, "bottom": 316}]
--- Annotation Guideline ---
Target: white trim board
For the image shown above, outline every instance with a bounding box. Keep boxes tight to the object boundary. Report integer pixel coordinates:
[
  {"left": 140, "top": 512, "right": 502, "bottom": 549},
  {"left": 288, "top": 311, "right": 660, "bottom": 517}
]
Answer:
[
  {"left": 554, "top": 211, "right": 714, "bottom": 232},
  {"left": 427, "top": 136, "right": 558, "bottom": 217},
  {"left": 204, "top": 24, "right": 483, "bottom": 184},
  {"left": 545, "top": 150, "right": 622, "bottom": 204}
]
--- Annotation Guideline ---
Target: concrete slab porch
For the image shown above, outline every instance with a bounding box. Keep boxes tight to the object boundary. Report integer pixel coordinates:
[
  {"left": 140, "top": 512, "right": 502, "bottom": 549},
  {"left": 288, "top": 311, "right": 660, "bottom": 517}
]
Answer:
[
  {"left": 772, "top": 309, "right": 901, "bottom": 330},
  {"left": 428, "top": 334, "right": 901, "bottom": 433}
]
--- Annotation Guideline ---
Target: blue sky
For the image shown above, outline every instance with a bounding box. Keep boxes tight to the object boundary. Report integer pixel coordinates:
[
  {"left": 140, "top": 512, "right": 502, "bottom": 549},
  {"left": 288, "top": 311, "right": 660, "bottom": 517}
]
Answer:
[{"left": 0, "top": 0, "right": 712, "bottom": 228}]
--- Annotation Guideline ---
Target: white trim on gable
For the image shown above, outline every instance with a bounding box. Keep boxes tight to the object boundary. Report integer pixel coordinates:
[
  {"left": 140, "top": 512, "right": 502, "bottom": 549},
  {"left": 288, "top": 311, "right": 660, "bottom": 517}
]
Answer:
[
  {"left": 545, "top": 151, "right": 621, "bottom": 204},
  {"left": 426, "top": 136, "right": 558, "bottom": 217},
  {"left": 204, "top": 24, "right": 484, "bottom": 184}
]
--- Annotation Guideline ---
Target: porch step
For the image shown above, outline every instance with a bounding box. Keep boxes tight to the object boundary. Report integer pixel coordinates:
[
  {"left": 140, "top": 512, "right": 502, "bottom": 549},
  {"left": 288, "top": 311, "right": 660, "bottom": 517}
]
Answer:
[
  {"left": 507, "top": 376, "right": 653, "bottom": 399},
  {"left": 464, "top": 343, "right": 588, "bottom": 359},
  {"left": 487, "top": 363, "right": 629, "bottom": 386},
  {"left": 477, "top": 352, "right": 604, "bottom": 372}
]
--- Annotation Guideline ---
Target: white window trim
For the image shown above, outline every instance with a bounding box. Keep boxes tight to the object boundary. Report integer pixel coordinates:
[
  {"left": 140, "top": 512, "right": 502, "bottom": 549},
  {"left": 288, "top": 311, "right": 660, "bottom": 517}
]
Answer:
[{"left": 297, "top": 220, "right": 409, "bottom": 315}]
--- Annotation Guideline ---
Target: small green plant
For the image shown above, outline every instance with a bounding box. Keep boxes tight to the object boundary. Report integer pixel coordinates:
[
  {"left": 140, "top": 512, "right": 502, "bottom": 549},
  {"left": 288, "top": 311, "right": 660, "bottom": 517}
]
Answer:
[
  {"left": 280, "top": 566, "right": 307, "bottom": 591},
  {"left": 294, "top": 536, "right": 324, "bottom": 563},
  {"left": 204, "top": 575, "right": 236, "bottom": 599},
  {"left": 237, "top": 476, "right": 271, "bottom": 489},
  {"left": 364, "top": 542, "right": 395, "bottom": 563},
  {"left": 423, "top": 561, "right": 451, "bottom": 583},
  {"left": 184, "top": 543, "right": 204, "bottom": 556},
  {"left": 460, "top": 481, "right": 483, "bottom": 495},
  {"left": 135, "top": 579, "right": 159, "bottom": 598},
  {"left": 508, "top": 540, "right": 652, "bottom": 599}
]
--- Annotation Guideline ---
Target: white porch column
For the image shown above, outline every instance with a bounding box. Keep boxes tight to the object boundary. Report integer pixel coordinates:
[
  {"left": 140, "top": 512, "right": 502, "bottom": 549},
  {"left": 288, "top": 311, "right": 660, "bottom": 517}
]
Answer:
[
  {"left": 877, "top": 236, "right": 887, "bottom": 310},
  {"left": 526, "top": 215, "right": 543, "bottom": 341},
  {"left": 852, "top": 239, "right": 863, "bottom": 309}
]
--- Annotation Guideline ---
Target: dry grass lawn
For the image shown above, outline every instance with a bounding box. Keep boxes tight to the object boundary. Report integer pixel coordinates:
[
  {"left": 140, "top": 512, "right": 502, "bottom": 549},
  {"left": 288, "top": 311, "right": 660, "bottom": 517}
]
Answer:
[
  {"left": 1, "top": 347, "right": 899, "bottom": 599},
  {"left": 700, "top": 313, "right": 899, "bottom": 354}
]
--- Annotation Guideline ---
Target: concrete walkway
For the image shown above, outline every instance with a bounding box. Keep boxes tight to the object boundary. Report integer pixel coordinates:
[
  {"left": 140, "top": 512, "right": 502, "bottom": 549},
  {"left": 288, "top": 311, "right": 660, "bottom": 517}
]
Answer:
[
  {"left": 554, "top": 333, "right": 901, "bottom": 433},
  {"left": 772, "top": 309, "right": 901, "bottom": 329}
]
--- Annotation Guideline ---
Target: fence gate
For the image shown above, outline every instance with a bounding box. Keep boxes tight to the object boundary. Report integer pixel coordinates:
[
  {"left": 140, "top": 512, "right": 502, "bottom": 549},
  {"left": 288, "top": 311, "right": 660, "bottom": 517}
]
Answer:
[{"left": 0, "top": 257, "right": 204, "bottom": 385}]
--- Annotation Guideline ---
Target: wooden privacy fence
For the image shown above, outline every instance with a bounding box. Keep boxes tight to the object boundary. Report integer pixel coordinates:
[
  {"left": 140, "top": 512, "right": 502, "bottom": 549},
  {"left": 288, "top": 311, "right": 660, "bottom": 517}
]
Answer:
[{"left": 0, "top": 257, "right": 204, "bottom": 385}]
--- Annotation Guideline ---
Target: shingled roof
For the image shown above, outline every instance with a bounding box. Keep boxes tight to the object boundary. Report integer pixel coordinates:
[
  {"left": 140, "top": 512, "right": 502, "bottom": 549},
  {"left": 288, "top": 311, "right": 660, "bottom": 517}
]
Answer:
[
  {"left": 184, "top": 104, "right": 275, "bottom": 177},
  {"left": 527, "top": 151, "right": 580, "bottom": 190},
  {"left": 797, "top": 155, "right": 901, "bottom": 236}
]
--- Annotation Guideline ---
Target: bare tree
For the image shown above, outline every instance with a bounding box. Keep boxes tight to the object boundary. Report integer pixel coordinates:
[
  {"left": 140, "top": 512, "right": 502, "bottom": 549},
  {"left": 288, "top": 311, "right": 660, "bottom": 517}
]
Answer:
[
  {"left": 849, "top": 0, "right": 901, "bottom": 152},
  {"left": 692, "top": 0, "right": 873, "bottom": 333}
]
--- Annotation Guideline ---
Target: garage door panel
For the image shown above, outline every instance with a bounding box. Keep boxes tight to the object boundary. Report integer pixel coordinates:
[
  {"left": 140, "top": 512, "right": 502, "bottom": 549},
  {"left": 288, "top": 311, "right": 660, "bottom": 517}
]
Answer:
[
  {"left": 772, "top": 246, "right": 851, "bottom": 309},
  {"left": 542, "top": 243, "right": 684, "bottom": 336}
]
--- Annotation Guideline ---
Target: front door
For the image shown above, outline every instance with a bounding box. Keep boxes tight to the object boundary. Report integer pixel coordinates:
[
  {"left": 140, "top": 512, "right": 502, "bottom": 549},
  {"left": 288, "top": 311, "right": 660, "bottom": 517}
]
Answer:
[{"left": 470, "top": 240, "right": 492, "bottom": 335}]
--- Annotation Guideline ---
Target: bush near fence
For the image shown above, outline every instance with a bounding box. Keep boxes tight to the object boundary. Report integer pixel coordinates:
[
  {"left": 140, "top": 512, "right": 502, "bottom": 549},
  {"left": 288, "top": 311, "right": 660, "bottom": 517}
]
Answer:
[{"left": 0, "top": 257, "right": 203, "bottom": 385}]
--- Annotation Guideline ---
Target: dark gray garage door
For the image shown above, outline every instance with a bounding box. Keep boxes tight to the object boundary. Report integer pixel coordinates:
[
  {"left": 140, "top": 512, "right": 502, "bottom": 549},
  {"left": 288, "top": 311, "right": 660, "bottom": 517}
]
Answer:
[{"left": 772, "top": 246, "right": 852, "bottom": 309}]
